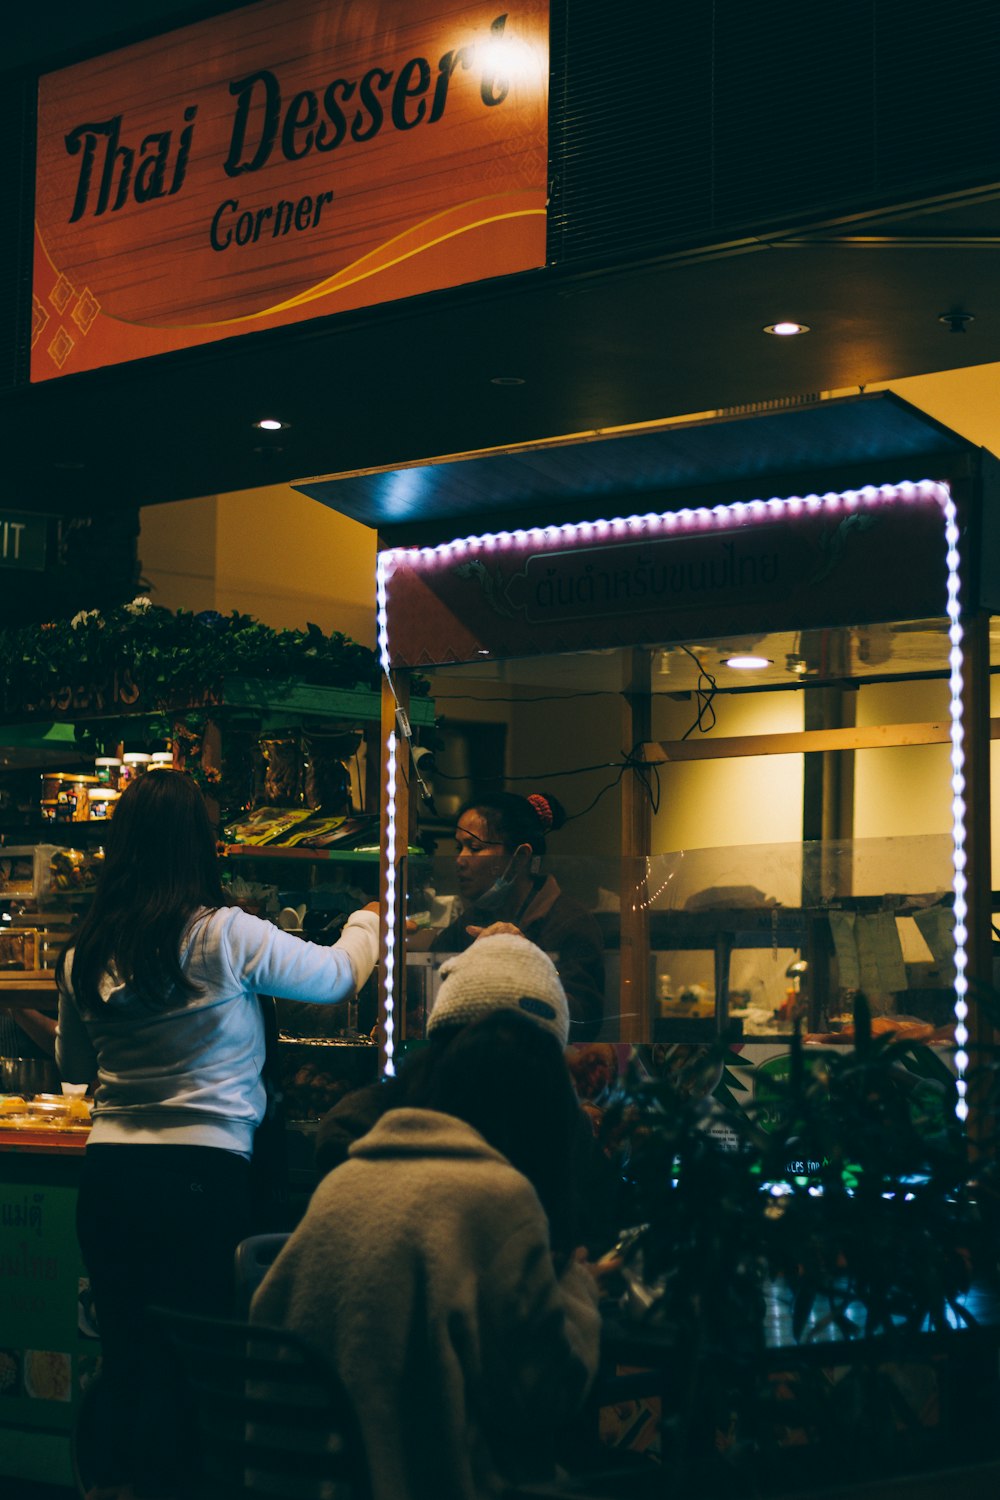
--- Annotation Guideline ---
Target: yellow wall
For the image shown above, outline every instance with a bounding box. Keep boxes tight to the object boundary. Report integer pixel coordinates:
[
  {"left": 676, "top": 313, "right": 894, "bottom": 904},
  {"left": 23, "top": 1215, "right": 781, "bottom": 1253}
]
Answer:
[
  {"left": 138, "top": 484, "right": 377, "bottom": 647},
  {"left": 137, "top": 365, "right": 1000, "bottom": 882}
]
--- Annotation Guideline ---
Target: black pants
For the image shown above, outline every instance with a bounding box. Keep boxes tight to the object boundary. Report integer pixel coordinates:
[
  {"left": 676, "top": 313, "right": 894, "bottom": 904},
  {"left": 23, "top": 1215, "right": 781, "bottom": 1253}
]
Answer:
[{"left": 77, "top": 1143, "right": 252, "bottom": 1494}]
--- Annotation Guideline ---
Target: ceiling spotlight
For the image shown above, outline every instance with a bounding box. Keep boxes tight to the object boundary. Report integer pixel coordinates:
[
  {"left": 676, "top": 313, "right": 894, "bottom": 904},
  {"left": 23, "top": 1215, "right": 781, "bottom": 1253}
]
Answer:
[
  {"left": 763, "top": 321, "right": 810, "bottom": 336},
  {"left": 724, "top": 654, "right": 772, "bottom": 670},
  {"left": 938, "top": 311, "right": 974, "bottom": 334},
  {"left": 254, "top": 418, "right": 288, "bottom": 431}
]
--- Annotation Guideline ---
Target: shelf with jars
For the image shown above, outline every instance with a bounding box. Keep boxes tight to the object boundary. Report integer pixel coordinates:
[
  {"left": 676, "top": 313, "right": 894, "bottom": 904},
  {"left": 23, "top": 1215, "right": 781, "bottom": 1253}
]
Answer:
[{"left": 0, "top": 673, "right": 435, "bottom": 1061}]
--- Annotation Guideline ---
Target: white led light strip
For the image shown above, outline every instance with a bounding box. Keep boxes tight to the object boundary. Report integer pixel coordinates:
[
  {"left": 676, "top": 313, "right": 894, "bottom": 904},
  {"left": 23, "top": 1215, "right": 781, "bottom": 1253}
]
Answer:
[
  {"left": 942, "top": 490, "right": 970, "bottom": 1121},
  {"left": 377, "top": 480, "right": 968, "bottom": 1117},
  {"left": 376, "top": 553, "right": 396, "bottom": 1078}
]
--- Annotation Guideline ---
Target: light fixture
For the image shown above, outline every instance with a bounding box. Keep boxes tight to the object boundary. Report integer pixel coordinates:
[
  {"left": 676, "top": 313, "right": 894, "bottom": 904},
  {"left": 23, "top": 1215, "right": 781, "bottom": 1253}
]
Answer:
[
  {"left": 489, "top": 376, "right": 526, "bottom": 386},
  {"left": 938, "top": 311, "right": 974, "bottom": 334},
  {"left": 375, "top": 552, "right": 396, "bottom": 1080},
  {"left": 785, "top": 653, "right": 809, "bottom": 676},
  {"left": 763, "top": 321, "right": 810, "bottom": 336},
  {"left": 253, "top": 418, "right": 288, "bottom": 431},
  {"left": 378, "top": 477, "right": 966, "bottom": 1119},
  {"left": 724, "top": 654, "right": 771, "bottom": 670}
]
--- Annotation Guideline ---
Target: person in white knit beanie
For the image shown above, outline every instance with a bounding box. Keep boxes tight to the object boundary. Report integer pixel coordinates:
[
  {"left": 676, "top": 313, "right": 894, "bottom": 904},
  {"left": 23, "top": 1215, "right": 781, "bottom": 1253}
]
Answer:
[{"left": 427, "top": 932, "right": 570, "bottom": 1048}]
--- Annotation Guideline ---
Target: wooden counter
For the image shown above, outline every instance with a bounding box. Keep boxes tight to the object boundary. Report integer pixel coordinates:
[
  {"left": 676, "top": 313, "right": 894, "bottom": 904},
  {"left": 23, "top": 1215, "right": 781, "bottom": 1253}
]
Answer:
[
  {"left": 0, "top": 1127, "right": 88, "bottom": 1154},
  {"left": 0, "top": 972, "right": 57, "bottom": 1003},
  {"left": 0, "top": 1119, "right": 95, "bottom": 1487}
]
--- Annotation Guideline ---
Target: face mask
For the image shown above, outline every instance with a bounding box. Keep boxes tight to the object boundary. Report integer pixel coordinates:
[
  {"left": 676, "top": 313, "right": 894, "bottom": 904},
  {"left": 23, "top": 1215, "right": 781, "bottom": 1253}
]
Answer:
[{"left": 474, "top": 855, "right": 519, "bottom": 913}]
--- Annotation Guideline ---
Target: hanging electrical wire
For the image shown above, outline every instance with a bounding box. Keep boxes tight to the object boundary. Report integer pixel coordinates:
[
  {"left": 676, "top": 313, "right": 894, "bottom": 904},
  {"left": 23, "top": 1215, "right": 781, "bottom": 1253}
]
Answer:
[
  {"left": 679, "top": 645, "right": 717, "bottom": 739},
  {"left": 428, "top": 748, "right": 662, "bottom": 819}
]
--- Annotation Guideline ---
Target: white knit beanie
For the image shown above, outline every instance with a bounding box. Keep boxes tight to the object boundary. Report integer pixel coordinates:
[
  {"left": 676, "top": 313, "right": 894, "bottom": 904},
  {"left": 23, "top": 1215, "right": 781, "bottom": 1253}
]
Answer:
[{"left": 428, "top": 934, "right": 570, "bottom": 1048}]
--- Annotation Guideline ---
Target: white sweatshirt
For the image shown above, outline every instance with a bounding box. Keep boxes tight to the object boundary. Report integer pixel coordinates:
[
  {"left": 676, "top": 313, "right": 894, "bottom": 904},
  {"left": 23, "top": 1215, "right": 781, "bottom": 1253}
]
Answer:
[{"left": 56, "top": 905, "right": 379, "bottom": 1156}]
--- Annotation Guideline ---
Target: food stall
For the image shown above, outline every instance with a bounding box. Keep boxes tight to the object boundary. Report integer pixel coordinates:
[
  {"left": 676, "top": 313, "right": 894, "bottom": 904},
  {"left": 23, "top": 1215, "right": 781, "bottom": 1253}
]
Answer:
[
  {"left": 0, "top": 645, "right": 433, "bottom": 1487},
  {"left": 370, "top": 393, "right": 1000, "bottom": 1128}
]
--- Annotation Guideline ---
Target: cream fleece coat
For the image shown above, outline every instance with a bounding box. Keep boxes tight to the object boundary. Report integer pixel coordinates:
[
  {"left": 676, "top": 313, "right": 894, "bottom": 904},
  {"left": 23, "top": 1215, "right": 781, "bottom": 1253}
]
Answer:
[{"left": 251, "top": 1107, "right": 601, "bottom": 1500}]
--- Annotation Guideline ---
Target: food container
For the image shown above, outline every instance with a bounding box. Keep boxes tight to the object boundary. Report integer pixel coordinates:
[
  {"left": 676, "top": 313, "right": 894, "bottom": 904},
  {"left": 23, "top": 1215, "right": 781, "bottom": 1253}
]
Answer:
[
  {"left": 148, "top": 751, "right": 174, "bottom": 771},
  {"left": 40, "top": 771, "right": 66, "bottom": 802},
  {"left": 65, "top": 774, "right": 100, "bottom": 822},
  {"left": 0, "top": 1057, "right": 61, "bottom": 1095},
  {"left": 0, "top": 928, "right": 39, "bottom": 971},
  {"left": 0, "top": 846, "right": 59, "bottom": 900},
  {"left": 95, "top": 756, "right": 122, "bottom": 787},
  {"left": 120, "top": 752, "right": 151, "bottom": 785},
  {"left": 0, "top": 1090, "right": 93, "bottom": 1132},
  {"left": 49, "top": 846, "right": 104, "bottom": 893},
  {"left": 87, "top": 786, "right": 119, "bottom": 819}
]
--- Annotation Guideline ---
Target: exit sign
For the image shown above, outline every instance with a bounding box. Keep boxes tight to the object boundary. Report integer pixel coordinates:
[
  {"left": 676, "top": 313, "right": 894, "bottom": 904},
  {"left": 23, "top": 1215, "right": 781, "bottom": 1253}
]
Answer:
[{"left": 0, "top": 512, "right": 47, "bottom": 570}]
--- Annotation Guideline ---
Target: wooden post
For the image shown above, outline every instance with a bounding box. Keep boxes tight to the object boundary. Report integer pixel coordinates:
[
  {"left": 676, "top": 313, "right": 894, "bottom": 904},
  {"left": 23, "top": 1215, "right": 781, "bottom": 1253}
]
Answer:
[
  {"left": 620, "top": 648, "right": 653, "bottom": 1042},
  {"left": 963, "top": 608, "right": 994, "bottom": 1145}
]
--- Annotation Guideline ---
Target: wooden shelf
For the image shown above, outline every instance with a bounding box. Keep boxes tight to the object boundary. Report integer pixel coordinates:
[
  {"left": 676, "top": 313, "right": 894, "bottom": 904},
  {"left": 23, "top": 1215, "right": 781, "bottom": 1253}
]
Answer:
[
  {"left": 0, "top": 972, "right": 57, "bottom": 1004},
  {"left": 222, "top": 844, "right": 382, "bottom": 863},
  {"left": 221, "top": 844, "right": 426, "bottom": 863}
]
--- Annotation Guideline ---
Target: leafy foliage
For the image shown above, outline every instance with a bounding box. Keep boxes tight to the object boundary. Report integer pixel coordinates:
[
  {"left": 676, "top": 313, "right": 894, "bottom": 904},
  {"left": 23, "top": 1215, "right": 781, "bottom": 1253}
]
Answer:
[
  {"left": 607, "top": 1001, "right": 981, "bottom": 1345},
  {"left": 0, "top": 600, "right": 417, "bottom": 715},
  {"left": 601, "top": 1002, "right": 997, "bottom": 1488}
]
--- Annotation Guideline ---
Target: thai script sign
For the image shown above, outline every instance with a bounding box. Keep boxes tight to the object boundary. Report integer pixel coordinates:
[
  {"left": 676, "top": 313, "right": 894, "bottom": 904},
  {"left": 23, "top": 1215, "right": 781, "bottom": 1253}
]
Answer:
[
  {"left": 382, "top": 491, "right": 951, "bottom": 666},
  {"left": 33, "top": 0, "right": 549, "bottom": 379}
]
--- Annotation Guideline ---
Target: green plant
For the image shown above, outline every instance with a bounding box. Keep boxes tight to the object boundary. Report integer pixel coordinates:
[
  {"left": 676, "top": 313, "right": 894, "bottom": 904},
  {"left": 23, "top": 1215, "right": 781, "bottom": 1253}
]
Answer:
[
  {"left": 601, "top": 1002, "right": 995, "bottom": 1490},
  {"left": 0, "top": 600, "right": 424, "bottom": 716}
]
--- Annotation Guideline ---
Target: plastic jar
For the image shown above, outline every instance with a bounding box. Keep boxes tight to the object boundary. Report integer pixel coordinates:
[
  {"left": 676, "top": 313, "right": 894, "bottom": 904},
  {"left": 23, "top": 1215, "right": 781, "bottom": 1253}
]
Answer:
[
  {"left": 120, "top": 752, "right": 151, "bottom": 786},
  {"left": 95, "top": 757, "right": 122, "bottom": 787},
  {"left": 61, "top": 774, "right": 99, "bottom": 822},
  {"left": 87, "top": 787, "right": 109, "bottom": 819}
]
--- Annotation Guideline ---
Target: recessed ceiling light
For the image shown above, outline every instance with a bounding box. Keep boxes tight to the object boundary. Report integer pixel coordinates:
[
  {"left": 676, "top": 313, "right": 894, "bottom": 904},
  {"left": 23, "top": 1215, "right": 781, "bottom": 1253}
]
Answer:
[
  {"left": 724, "top": 654, "right": 772, "bottom": 670},
  {"left": 763, "top": 321, "right": 810, "bottom": 336},
  {"left": 489, "top": 376, "right": 525, "bottom": 386},
  {"left": 254, "top": 418, "right": 288, "bottom": 431}
]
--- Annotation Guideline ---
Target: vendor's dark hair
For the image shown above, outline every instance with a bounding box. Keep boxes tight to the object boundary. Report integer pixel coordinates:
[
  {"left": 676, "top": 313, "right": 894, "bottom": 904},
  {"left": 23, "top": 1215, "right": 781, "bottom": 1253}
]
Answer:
[
  {"left": 56, "top": 770, "right": 226, "bottom": 1012},
  {"left": 400, "top": 1009, "right": 579, "bottom": 1248},
  {"left": 458, "top": 790, "right": 566, "bottom": 857}
]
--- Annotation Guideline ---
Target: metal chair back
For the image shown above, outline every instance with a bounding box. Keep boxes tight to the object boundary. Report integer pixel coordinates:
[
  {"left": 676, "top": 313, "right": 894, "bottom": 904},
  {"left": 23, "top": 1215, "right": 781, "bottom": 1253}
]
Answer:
[
  {"left": 152, "top": 1305, "right": 369, "bottom": 1500},
  {"left": 233, "top": 1231, "right": 292, "bottom": 1317}
]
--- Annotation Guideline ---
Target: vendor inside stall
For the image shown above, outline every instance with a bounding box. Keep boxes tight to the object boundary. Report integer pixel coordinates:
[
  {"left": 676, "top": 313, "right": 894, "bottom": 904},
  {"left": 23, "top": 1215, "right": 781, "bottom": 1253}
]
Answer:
[{"left": 414, "top": 790, "right": 606, "bottom": 1041}]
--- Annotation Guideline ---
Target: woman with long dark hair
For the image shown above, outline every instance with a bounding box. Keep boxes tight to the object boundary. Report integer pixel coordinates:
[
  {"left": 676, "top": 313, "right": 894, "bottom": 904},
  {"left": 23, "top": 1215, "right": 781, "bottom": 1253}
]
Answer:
[
  {"left": 56, "top": 770, "right": 380, "bottom": 1500},
  {"left": 253, "top": 935, "right": 604, "bottom": 1500}
]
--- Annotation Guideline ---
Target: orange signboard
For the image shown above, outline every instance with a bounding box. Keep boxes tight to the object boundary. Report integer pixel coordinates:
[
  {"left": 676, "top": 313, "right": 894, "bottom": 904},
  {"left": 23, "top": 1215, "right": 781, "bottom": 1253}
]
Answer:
[{"left": 32, "top": 0, "right": 549, "bottom": 381}]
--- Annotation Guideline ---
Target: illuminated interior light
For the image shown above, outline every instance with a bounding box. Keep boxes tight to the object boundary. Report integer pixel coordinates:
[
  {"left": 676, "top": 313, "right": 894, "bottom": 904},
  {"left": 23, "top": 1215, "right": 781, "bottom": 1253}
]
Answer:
[
  {"left": 253, "top": 417, "right": 286, "bottom": 431},
  {"left": 763, "top": 321, "right": 810, "bottom": 335},
  {"left": 378, "top": 477, "right": 966, "bottom": 1115},
  {"left": 724, "top": 655, "right": 772, "bottom": 670}
]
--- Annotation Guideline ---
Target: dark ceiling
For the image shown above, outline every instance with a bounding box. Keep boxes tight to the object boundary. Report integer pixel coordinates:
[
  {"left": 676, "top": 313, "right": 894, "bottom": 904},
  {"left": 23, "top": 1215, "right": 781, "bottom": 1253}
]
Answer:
[
  {"left": 9, "top": 183, "right": 1000, "bottom": 528},
  {"left": 5, "top": 0, "right": 1000, "bottom": 529}
]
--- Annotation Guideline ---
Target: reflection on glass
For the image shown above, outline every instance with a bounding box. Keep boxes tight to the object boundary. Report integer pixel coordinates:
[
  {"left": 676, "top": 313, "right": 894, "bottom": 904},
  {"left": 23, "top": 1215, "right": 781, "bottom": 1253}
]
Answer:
[{"left": 404, "top": 834, "right": 957, "bottom": 1045}]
